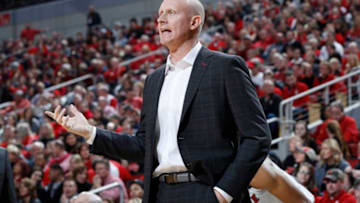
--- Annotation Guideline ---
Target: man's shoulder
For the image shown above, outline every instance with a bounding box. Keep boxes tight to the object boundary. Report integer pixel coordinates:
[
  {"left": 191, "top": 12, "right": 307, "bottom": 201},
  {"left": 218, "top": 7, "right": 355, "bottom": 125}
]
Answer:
[
  {"left": 146, "top": 65, "right": 165, "bottom": 81},
  {"left": 207, "top": 48, "right": 243, "bottom": 62}
]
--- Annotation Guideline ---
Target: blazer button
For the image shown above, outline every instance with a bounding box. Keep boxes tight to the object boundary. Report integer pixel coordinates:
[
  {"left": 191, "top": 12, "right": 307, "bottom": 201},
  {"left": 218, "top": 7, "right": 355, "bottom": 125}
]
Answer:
[{"left": 185, "top": 162, "right": 192, "bottom": 168}]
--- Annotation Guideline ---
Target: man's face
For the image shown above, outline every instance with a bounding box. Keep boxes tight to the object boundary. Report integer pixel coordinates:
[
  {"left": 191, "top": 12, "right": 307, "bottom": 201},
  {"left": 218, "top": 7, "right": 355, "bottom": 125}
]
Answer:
[
  {"left": 325, "top": 179, "right": 342, "bottom": 196},
  {"left": 331, "top": 106, "right": 343, "bottom": 121},
  {"left": 63, "top": 180, "right": 77, "bottom": 198},
  {"left": 49, "top": 169, "right": 60, "bottom": 182},
  {"left": 95, "top": 163, "right": 109, "bottom": 179},
  {"left": 157, "top": 0, "right": 192, "bottom": 48},
  {"left": 285, "top": 75, "right": 296, "bottom": 86}
]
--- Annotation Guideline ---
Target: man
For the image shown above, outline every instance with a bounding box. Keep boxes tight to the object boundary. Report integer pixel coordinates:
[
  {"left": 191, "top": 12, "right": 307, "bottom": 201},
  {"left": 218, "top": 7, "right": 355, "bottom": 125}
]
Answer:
[
  {"left": 46, "top": 0, "right": 271, "bottom": 202},
  {"left": 60, "top": 179, "right": 78, "bottom": 203},
  {"left": 91, "top": 159, "right": 128, "bottom": 203},
  {"left": 315, "top": 168, "right": 356, "bottom": 203},
  {"left": 38, "top": 163, "right": 64, "bottom": 203},
  {"left": 0, "top": 147, "right": 17, "bottom": 202},
  {"left": 282, "top": 71, "right": 309, "bottom": 108},
  {"left": 87, "top": 5, "right": 102, "bottom": 34},
  {"left": 331, "top": 101, "right": 359, "bottom": 143}
]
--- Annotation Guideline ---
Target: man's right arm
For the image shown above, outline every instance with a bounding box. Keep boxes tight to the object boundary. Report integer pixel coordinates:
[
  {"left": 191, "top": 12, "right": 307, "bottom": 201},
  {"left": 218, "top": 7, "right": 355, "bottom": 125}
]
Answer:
[{"left": 87, "top": 126, "right": 146, "bottom": 162}]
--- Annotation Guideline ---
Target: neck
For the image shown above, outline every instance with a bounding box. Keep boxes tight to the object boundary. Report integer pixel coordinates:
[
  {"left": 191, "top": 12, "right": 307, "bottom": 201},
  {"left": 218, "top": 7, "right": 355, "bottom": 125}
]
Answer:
[{"left": 168, "top": 38, "right": 198, "bottom": 64}]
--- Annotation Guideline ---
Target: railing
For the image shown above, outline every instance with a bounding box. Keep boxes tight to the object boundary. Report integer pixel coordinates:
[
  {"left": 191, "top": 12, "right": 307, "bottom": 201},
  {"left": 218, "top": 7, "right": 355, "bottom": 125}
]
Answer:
[
  {"left": 71, "top": 182, "right": 125, "bottom": 203},
  {"left": 0, "top": 74, "right": 95, "bottom": 111},
  {"left": 279, "top": 68, "right": 360, "bottom": 136}
]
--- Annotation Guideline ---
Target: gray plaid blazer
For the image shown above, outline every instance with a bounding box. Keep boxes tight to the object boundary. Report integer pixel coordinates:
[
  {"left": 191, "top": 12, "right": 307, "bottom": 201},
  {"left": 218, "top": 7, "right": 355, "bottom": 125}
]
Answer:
[{"left": 90, "top": 47, "right": 272, "bottom": 203}]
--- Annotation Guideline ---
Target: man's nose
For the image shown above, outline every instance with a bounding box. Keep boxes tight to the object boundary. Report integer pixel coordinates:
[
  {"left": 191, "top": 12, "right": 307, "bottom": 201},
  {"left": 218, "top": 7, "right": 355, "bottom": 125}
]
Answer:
[{"left": 157, "top": 15, "right": 166, "bottom": 25}]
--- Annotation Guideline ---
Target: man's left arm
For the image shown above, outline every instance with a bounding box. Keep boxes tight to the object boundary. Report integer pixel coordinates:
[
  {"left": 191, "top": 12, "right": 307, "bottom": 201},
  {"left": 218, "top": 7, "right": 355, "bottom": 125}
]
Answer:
[{"left": 216, "top": 56, "right": 272, "bottom": 198}]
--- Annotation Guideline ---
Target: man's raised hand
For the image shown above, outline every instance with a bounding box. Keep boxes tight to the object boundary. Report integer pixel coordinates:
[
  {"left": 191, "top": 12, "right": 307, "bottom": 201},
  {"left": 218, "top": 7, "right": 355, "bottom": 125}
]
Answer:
[{"left": 45, "top": 104, "right": 93, "bottom": 140}]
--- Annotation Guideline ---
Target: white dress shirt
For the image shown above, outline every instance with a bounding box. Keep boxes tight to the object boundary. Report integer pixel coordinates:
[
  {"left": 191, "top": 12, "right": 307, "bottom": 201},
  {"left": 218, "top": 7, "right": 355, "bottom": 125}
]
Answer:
[{"left": 87, "top": 42, "right": 232, "bottom": 202}]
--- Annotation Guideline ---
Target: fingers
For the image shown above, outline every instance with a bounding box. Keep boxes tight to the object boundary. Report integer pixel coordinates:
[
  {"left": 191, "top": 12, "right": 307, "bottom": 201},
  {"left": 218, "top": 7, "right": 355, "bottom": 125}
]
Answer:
[
  {"left": 44, "top": 105, "right": 60, "bottom": 120},
  {"left": 57, "top": 108, "right": 66, "bottom": 123},
  {"left": 62, "top": 116, "right": 71, "bottom": 129},
  {"left": 44, "top": 111, "right": 55, "bottom": 119},
  {"left": 69, "top": 104, "right": 80, "bottom": 116}
]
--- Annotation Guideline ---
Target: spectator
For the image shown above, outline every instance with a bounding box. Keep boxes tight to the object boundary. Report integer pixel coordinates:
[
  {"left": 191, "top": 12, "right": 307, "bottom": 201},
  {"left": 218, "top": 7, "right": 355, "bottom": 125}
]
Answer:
[
  {"left": 331, "top": 101, "right": 359, "bottom": 144},
  {"left": 72, "top": 165, "right": 92, "bottom": 193},
  {"left": 315, "top": 168, "right": 356, "bottom": 203},
  {"left": 294, "top": 146, "right": 318, "bottom": 167},
  {"left": 60, "top": 178, "right": 78, "bottom": 203},
  {"left": 128, "top": 179, "right": 144, "bottom": 200},
  {"left": 315, "top": 138, "right": 352, "bottom": 191},
  {"left": 87, "top": 5, "right": 102, "bottom": 34},
  {"left": 20, "top": 24, "right": 42, "bottom": 41},
  {"left": 0, "top": 90, "right": 31, "bottom": 116},
  {"left": 27, "top": 141, "right": 45, "bottom": 169},
  {"left": 64, "top": 133, "right": 81, "bottom": 154},
  {"left": 38, "top": 163, "right": 64, "bottom": 203},
  {"left": 66, "top": 154, "right": 84, "bottom": 178},
  {"left": 46, "top": 139, "right": 72, "bottom": 173},
  {"left": 300, "top": 62, "right": 315, "bottom": 89},
  {"left": 0, "top": 125, "right": 16, "bottom": 147},
  {"left": 92, "top": 159, "right": 128, "bottom": 203},
  {"left": 15, "top": 122, "right": 36, "bottom": 147},
  {"left": 295, "top": 162, "right": 319, "bottom": 196},
  {"left": 18, "top": 178, "right": 41, "bottom": 203},
  {"left": 326, "top": 120, "right": 351, "bottom": 159},
  {"left": 283, "top": 136, "right": 303, "bottom": 174},
  {"left": 294, "top": 120, "right": 318, "bottom": 152},
  {"left": 282, "top": 71, "right": 309, "bottom": 108},
  {"left": 259, "top": 79, "right": 282, "bottom": 139},
  {"left": 36, "top": 122, "right": 55, "bottom": 146}
]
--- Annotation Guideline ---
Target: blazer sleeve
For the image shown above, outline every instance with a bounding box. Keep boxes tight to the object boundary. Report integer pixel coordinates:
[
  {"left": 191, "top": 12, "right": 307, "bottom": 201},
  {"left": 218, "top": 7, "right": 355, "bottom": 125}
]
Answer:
[
  {"left": 89, "top": 78, "right": 150, "bottom": 162},
  {"left": 216, "top": 56, "right": 272, "bottom": 198},
  {"left": 2, "top": 149, "right": 17, "bottom": 203}
]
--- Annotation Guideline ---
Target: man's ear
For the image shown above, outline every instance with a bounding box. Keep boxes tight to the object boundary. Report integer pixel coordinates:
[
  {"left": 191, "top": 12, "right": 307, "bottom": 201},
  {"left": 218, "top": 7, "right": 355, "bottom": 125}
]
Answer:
[{"left": 190, "top": 15, "right": 201, "bottom": 31}]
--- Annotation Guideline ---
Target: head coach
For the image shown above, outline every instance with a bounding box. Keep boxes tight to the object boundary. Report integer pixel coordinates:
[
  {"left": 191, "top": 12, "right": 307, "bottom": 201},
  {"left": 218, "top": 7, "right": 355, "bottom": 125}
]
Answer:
[{"left": 46, "top": 0, "right": 272, "bottom": 202}]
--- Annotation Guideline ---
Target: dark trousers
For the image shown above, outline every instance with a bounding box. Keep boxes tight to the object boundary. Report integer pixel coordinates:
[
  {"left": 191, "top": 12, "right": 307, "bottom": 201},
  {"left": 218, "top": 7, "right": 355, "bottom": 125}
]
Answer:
[{"left": 155, "top": 181, "right": 219, "bottom": 203}]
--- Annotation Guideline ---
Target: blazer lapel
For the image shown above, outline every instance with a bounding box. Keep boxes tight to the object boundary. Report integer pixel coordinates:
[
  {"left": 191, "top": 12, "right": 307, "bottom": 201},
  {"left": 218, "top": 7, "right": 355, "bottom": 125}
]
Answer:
[{"left": 179, "top": 47, "right": 212, "bottom": 125}]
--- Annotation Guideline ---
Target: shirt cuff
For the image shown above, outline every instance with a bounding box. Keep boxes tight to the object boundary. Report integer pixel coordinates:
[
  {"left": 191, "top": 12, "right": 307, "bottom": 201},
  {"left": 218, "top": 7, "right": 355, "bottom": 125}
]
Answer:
[
  {"left": 214, "top": 186, "right": 233, "bottom": 203},
  {"left": 86, "top": 126, "right": 97, "bottom": 145}
]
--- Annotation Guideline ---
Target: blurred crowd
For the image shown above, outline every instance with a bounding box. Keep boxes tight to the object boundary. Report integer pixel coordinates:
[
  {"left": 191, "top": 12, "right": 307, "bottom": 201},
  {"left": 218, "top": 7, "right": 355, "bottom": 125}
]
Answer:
[
  {"left": 0, "top": 0, "right": 59, "bottom": 12},
  {"left": 2, "top": 0, "right": 360, "bottom": 202}
]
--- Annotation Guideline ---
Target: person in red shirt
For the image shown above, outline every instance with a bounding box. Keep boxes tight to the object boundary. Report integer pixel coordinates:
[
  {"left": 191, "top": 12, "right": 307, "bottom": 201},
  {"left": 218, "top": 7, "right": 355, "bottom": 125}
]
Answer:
[
  {"left": 20, "top": 24, "right": 42, "bottom": 41},
  {"left": 282, "top": 71, "right": 309, "bottom": 108},
  {"left": 0, "top": 90, "right": 31, "bottom": 116},
  {"left": 315, "top": 168, "right": 356, "bottom": 203},
  {"left": 331, "top": 101, "right": 359, "bottom": 143}
]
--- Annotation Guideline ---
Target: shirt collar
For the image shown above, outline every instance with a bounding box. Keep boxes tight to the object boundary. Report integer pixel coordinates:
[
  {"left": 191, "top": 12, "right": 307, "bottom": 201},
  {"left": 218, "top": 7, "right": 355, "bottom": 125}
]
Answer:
[{"left": 165, "top": 42, "right": 202, "bottom": 74}]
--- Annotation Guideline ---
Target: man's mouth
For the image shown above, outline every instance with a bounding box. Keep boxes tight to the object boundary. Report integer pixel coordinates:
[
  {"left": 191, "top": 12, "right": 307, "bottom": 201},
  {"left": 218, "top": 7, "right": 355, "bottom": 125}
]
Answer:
[{"left": 160, "top": 28, "right": 172, "bottom": 34}]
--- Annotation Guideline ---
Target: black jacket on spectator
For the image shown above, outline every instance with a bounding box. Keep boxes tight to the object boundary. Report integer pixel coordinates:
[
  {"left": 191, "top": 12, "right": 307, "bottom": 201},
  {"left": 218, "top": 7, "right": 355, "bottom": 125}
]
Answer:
[
  {"left": 260, "top": 93, "right": 282, "bottom": 117},
  {"left": 76, "top": 181, "right": 92, "bottom": 193},
  {"left": 0, "top": 147, "right": 17, "bottom": 203},
  {"left": 37, "top": 181, "right": 63, "bottom": 203},
  {"left": 87, "top": 11, "right": 102, "bottom": 28}
]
